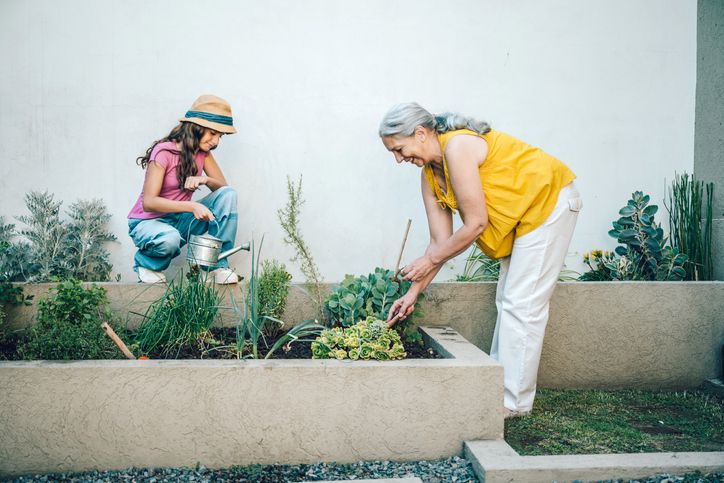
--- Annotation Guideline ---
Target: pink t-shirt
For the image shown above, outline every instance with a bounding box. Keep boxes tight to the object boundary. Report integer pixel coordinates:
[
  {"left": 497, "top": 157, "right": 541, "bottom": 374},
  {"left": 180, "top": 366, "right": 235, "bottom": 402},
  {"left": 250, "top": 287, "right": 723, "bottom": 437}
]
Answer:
[{"left": 128, "top": 141, "right": 208, "bottom": 219}]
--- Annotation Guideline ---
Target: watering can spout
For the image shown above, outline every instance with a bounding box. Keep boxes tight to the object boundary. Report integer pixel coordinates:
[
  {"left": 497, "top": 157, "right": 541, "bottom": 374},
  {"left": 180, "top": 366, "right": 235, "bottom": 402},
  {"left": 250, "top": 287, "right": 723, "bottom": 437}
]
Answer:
[{"left": 218, "top": 242, "right": 251, "bottom": 261}]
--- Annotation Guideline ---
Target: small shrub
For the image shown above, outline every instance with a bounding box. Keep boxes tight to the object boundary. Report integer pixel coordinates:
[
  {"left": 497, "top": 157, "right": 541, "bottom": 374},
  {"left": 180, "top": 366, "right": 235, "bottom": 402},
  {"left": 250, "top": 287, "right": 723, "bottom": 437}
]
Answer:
[
  {"left": 17, "top": 279, "right": 122, "bottom": 360},
  {"left": 0, "top": 219, "right": 32, "bottom": 281},
  {"left": 0, "top": 278, "right": 33, "bottom": 356},
  {"left": 311, "top": 317, "right": 406, "bottom": 361},
  {"left": 6, "top": 191, "right": 116, "bottom": 282},
  {"left": 258, "top": 259, "right": 292, "bottom": 338}
]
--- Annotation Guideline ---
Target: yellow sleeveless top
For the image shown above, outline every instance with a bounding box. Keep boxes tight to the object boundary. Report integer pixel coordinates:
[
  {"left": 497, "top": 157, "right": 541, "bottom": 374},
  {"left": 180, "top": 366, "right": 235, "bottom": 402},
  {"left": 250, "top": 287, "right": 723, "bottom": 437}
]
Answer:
[{"left": 424, "top": 129, "right": 576, "bottom": 259}]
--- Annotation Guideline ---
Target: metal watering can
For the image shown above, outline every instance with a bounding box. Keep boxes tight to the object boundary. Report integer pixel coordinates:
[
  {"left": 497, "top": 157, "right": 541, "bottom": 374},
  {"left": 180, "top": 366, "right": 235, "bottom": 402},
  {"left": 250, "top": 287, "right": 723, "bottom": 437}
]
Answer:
[{"left": 186, "top": 234, "right": 250, "bottom": 268}]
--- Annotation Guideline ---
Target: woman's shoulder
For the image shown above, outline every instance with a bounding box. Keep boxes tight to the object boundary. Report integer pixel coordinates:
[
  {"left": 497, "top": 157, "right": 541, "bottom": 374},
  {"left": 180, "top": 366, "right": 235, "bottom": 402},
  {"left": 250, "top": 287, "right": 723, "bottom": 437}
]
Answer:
[
  {"left": 150, "top": 141, "right": 180, "bottom": 161},
  {"left": 443, "top": 129, "right": 489, "bottom": 154}
]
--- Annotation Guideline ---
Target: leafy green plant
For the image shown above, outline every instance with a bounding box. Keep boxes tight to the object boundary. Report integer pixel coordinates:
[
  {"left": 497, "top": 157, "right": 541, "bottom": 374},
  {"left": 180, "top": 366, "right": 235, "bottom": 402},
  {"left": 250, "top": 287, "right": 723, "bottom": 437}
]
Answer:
[
  {"left": 455, "top": 245, "right": 578, "bottom": 282},
  {"left": 455, "top": 245, "right": 501, "bottom": 281},
  {"left": 277, "top": 175, "right": 325, "bottom": 322},
  {"left": 7, "top": 191, "right": 116, "bottom": 282},
  {"left": 324, "top": 267, "right": 424, "bottom": 345},
  {"left": 578, "top": 250, "right": 617, "bottom": 281},
  {"left": 17, "top": 279, "right": 122, "bottom": 360},
  {"left": 16, "top": 191, "right": 67, "bottom": 281},
  {"left": 664, "top": 173, "right": 715, "bottom": 280},
  {"left": 311, "top": 317, "right": 406, "bottom": 361},
  {"left": 63, "top": 199, "right": 117, "bottom": 281},
  {"left": 579, "top": 191, "right": 687, "bottom": 281},
  {"left": 233, "top": 238, "right": 323, "bottom": 359},
  {"left": 0, "top": 218, "right": 31, "bottom": 281},
  {"left": 134, "top": 270, "right": 222, "bottom": 358},
  {"left": 0, "top": 278, "right": 33, "bottom": 352},
  {"left": 258, "top": 259, "right": 292, "bottom": 338},
  {"left": 608, "top": 191, "right": 687, "bottom": 280}
]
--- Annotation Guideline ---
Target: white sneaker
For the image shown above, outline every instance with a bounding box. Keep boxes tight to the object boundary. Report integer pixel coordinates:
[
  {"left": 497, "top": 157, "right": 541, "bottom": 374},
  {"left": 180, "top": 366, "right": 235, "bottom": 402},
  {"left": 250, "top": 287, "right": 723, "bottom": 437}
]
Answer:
[
  {"left": 138, "top": 267, "right": 167, "bottom": 284},
  {"left": 211, "top": 267, "right": 241, "bottom": 284}
]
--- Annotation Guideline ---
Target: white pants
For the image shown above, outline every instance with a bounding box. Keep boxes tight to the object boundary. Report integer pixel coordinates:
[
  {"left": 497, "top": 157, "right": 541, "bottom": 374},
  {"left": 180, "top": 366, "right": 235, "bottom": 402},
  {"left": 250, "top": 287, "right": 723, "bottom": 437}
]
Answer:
[{"left": 489, "top": 182, "right": 582, "bottom": 412}]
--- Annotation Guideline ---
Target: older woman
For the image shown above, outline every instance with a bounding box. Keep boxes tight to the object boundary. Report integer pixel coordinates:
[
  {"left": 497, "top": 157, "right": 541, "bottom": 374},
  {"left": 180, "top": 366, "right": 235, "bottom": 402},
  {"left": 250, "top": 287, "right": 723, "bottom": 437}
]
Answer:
[{"left": 380, "top": 102, "right": 582, "bottom": 417}]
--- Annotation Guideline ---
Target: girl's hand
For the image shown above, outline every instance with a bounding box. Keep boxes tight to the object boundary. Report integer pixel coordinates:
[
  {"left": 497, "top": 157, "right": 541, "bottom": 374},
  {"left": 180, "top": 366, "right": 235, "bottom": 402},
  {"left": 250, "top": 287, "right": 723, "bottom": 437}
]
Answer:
[
  {"left": 400, "top": 255, "right": 436, "bottom": 282},
  {"left": 184, "top": 176, "right": 208, "bottom": 191},
  {"left": 387, "top": 291, "right": 419, "bottom": 325},
  {"left": 191, "top": 202, "right": 215, "bottom": 221}
]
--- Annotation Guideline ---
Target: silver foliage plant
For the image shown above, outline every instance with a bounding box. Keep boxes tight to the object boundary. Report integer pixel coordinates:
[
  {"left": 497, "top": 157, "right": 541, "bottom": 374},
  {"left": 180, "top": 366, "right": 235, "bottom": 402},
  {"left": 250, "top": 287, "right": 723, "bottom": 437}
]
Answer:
[{"left": 3, "top": 191, "right": 116, "bottom": 282}]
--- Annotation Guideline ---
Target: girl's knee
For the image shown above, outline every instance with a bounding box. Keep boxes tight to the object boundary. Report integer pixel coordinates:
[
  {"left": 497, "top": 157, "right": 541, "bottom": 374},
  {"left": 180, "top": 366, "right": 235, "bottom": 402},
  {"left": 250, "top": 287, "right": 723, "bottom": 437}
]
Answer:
[
  {"left": 152, "top": 232, "right": 182, "bottom": 257},
  {"left": 217, "top": 186, "right": 237, "bottom": 202},
  {"left": 212, "top": 186, "right": 238, "bottom": 211}
]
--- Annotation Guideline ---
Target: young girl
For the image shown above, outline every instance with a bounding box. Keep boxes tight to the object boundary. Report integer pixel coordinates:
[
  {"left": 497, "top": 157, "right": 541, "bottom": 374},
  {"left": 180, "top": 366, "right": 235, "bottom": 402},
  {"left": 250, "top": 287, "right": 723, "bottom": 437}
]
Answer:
[{"left": 128, "top": 94, "right": 240, "bottom": 284}]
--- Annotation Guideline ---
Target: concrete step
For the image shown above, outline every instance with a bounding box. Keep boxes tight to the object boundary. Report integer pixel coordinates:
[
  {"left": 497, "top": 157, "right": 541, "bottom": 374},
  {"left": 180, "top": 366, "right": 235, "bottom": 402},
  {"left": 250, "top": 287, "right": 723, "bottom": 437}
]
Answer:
[{"left": 465, "top": 439, "right": 724, "bottom": 483}]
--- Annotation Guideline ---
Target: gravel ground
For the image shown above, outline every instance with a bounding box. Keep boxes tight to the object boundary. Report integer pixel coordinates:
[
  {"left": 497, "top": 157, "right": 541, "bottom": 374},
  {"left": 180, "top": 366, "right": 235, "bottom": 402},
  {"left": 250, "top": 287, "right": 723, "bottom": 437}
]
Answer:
[
  {"left": 3, "top": 461, "right": 722, "bottom": 483},
  {"left": 3, "top": 457, "right": 477, "bottom": 483}
]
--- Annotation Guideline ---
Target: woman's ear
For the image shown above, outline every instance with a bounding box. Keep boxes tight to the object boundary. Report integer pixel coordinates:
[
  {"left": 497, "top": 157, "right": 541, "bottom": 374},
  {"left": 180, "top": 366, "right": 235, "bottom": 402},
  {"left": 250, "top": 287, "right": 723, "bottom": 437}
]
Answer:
[{"left": 414, "top": 125, "right": 427, "bottom": 142}]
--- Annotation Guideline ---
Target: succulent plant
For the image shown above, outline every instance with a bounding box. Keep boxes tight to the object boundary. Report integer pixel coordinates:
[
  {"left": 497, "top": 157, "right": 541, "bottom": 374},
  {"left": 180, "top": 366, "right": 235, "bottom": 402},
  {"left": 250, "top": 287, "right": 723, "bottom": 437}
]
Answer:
[
  {"left": 580, "top": 191, "right": 687, "bottom": 281},
  {"left": 311, "top": 317, "right": 406, "bottom": 361}
]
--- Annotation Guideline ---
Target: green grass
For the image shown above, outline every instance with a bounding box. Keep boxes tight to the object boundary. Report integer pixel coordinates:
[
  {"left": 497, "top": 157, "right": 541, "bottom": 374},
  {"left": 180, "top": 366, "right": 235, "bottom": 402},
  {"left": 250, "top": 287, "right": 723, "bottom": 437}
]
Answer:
[{"left": 505, "top": 388, "right": 724, "bottom": 455}]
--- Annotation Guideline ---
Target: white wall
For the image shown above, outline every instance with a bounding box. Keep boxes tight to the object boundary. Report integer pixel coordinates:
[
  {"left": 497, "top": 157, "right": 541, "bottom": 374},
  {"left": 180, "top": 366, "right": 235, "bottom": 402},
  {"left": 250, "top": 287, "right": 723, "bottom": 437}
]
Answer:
[{"left": 0, "top": 0, "right": 697, "bottom": 282}]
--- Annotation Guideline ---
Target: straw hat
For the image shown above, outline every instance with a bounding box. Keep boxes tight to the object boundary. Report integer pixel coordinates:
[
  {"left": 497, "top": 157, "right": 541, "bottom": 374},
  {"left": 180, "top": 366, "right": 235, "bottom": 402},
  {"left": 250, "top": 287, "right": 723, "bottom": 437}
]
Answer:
[{"left": 179, "top": 94, "right": 236, "bottom": 134}]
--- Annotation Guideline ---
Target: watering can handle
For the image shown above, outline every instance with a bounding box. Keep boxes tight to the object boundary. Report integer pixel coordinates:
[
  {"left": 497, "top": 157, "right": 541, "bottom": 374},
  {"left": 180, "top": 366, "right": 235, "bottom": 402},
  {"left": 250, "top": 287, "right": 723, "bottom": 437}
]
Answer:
[{"left": 217, "top": 242, "right": 251, "bottom": 261}]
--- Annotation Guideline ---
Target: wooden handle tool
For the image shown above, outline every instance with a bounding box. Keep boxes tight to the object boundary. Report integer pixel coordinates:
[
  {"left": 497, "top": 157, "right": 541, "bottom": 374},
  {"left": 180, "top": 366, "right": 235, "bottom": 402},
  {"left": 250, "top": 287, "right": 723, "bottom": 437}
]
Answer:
[
  {"left": 393, "top": 218, "right": 412, "bottom": 280},
  {"left": 387, "top": 313, "right": 403, "bottom": 328},
  {"left": 101, "top": 322, "right": 136, "bottom": 360}
]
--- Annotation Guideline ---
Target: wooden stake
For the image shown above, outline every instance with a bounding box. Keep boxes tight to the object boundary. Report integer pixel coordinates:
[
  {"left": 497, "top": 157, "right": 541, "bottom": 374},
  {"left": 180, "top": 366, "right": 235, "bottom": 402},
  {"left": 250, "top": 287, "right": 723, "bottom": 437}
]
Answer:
[
  {"left": 387, "top": 313, "right": 403, "bottom": 328},
  {"left": 394, "top": 218, "right": 412, "bottom": 279},
  {"left": 101, "top": 322, "right": 136, "bottom": 360}
]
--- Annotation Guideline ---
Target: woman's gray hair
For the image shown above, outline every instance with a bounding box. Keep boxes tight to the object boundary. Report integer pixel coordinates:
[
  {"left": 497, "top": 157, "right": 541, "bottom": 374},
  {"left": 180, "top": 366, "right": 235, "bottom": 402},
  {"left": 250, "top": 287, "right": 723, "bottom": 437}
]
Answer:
[{"left": 378, "top": 102, "right": 490, "bottom": 138}]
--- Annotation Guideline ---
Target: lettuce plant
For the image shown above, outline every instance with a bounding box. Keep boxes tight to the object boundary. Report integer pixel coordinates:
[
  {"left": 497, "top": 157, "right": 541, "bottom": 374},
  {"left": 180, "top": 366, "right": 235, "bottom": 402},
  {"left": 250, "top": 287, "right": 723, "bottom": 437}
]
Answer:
[{"left": 311, "top": 317, "right": 406, "bottom": 361}]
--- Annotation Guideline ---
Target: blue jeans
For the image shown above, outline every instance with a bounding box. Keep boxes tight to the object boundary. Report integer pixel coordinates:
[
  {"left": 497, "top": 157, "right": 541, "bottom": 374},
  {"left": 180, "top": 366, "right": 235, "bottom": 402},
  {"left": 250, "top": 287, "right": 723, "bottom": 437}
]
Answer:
[{"left": 128, "top": 186, "right": 238, "bottom": 272}]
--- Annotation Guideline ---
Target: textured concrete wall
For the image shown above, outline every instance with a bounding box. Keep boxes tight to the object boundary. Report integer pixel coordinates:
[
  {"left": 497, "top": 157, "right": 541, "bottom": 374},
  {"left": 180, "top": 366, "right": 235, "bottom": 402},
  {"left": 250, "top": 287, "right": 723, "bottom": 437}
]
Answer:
[
  {"left": 0, "top": 0, "right": 698, "bottom": 282},
  {"left": 695, "top": 0, "right": 724, "bottom": 280},
  {"left": 0, "top": 327, "right": 503, "bottom": 477},
  {"left": 6, "top": 282, "right": 723, "bottom": 388}
]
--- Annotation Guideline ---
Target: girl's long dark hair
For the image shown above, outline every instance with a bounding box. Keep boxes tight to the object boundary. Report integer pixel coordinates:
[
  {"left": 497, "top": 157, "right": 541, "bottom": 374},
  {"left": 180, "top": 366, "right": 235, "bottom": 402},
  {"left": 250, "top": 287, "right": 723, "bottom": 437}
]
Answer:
[{"left": 136, "top": 122, "right": 206, "bottom": 190}]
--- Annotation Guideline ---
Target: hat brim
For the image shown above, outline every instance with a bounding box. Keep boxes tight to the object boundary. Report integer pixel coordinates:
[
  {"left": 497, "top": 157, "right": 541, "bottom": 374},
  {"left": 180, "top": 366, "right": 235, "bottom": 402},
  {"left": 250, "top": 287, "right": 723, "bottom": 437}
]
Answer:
[{"left": 180, "top": 117, "right": 237, "bottom": 134}]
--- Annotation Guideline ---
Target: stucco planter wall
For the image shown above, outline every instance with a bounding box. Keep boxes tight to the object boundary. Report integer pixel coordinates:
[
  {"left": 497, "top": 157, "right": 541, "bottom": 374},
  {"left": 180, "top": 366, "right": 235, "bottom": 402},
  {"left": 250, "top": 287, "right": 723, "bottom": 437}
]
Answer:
[
  {"left": 0, "top": 327, "right": 502, "bottom": 477},
  {"left": 7, "top": 281, "right": 724, "bottom": 388}
]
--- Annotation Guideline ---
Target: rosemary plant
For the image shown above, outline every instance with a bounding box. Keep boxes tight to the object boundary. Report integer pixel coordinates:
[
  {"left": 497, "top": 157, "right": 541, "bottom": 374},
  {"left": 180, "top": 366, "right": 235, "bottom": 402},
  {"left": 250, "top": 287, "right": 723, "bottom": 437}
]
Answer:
[{"left": 277, "top": 175, "right": 326, "bottom": 322}]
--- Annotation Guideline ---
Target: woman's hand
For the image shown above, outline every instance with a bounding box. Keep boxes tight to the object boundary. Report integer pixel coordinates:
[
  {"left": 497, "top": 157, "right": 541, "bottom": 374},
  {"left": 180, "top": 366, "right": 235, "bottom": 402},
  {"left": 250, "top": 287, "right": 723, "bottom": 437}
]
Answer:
[
  {"left": 400, "top": 255, "right": 436, "bottom": 282},
  {"left": 387, "top": 290, "right": 419, "bottom": 326},
  {"left": 184, "top": 176, "right": 208, "bottom": 191},
  {"left": 191, "top": 202, "right": 215, "bottom": 221}
]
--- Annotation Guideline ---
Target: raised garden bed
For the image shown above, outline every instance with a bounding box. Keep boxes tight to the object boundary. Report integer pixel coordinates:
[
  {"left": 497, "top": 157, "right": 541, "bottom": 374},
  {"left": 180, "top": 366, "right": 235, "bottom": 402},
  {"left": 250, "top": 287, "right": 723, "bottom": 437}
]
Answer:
[
  {"left": 6, "top": 281, "right": 723, "bottom": 387},
  {"left": 0, "top": 326, "right": 503, "bottom": 478}
]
